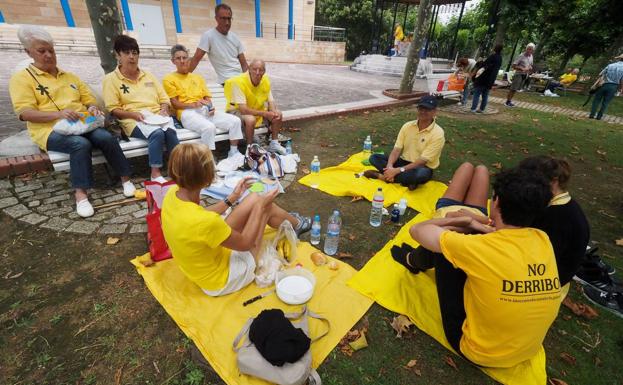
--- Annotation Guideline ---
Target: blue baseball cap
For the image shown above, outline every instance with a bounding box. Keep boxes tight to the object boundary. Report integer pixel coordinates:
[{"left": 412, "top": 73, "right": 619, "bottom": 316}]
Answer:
[{"left": 417, "top": 95, "right": 438, "bottom": 109}]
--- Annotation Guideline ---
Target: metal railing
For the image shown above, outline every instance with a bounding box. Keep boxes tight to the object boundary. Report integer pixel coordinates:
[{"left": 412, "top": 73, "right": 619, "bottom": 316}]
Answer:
[{"left": 258, "top": 22, "right": 345, "bottom": 42}]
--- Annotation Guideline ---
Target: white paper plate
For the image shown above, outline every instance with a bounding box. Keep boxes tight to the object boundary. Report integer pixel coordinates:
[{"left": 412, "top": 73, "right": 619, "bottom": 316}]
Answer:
[{"left": 143, "top": 115, "right": 170, "bottom": 125}]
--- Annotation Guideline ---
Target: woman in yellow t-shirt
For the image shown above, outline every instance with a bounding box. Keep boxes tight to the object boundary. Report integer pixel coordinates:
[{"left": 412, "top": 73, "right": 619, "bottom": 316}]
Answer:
[
  {"left": 103, "top": 35, "right": 179, "bottom": 183},
  {"left": 161, "top": 143, "right": 311, "bottom": 296},
  {"left": 8, "top": 26, "right": 136, "bottom": 218}
]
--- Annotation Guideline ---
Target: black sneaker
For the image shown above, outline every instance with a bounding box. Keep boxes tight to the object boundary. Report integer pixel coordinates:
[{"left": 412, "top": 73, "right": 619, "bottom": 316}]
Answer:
[
  {"left": 583, "top": 286, "right": 623, "bottom": 318},
  {"left": 585, "top": 246, "right": 615, "bottom": 275},
  {"left": 573, "top": 268, "right": 623, "bottom": 293}
]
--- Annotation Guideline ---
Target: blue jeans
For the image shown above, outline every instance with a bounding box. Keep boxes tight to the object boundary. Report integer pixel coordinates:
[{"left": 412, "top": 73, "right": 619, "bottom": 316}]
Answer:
[
  {"left": 131, "top": 127, "right": 179, "bottom": 168},
  {"left": 462, "top": 78, "right": 472, "bottom": 104},
  {"left": 369, "top": 153, "right": 433, "bottom": 187},
  {"left": 590, "top": 83, "right": 618, "bottom": 119},
  {"left": 46, "top": 128, "right": 131, "bottom": 189},
  {"left": 471, "top": 86, "right": 490, "bottom": 111}
]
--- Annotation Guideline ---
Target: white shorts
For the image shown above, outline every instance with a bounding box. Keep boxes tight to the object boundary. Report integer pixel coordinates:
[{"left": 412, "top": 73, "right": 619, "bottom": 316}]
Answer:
[
  {"left": 202, "top": 250, "right": 256, "bottom": 296},
  {"left": 180, "top": 109, "right": 243, "bottom": 150}
]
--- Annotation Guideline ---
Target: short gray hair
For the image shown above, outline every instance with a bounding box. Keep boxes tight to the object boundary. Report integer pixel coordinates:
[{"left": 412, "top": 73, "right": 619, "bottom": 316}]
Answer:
[
  {"left": 170, "top": 44, "right": 188, "bottom": 58},
  {"left": 526, "top": 43, "right": 536, "bottom": 50},
  {"left": 17, "top": 25, "right": 54, "bottom": 49}
]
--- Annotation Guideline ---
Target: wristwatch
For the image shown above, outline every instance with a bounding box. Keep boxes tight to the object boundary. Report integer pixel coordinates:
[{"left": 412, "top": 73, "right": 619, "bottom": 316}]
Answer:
[
  {"left": 399, "top": 167, "right": 406, "bottom": 173},
  {"left": 223, "top": 197, "right": 234, "bottom": 208}
]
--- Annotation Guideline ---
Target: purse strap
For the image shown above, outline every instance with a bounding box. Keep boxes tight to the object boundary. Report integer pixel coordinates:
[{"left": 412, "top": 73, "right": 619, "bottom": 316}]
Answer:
[{"left": 25, "top": 66, "right": 61, "bottom": 111}]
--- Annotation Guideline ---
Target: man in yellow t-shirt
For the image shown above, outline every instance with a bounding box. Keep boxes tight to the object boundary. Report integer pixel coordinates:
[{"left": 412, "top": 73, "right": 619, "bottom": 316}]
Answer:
[
  {"left": 163, "top": 44, "right": 243, "bottom": 159},
  {"left": 545, "top": 68, "right": 579, "bottom": 94},
  {"left": 224, "top": 59, "right": 286, "bottom": 155},
  {"left": 409, "top": 167, "right": 561, "bottom": 368},
  {"left": 364, "top": 95, "right": 445, "bottom": 190}
]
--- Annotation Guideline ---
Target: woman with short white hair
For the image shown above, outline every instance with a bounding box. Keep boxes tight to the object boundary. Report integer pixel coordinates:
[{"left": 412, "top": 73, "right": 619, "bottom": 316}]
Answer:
[{"left": 9, "top": 26, "right": 136, "bottom": 218}]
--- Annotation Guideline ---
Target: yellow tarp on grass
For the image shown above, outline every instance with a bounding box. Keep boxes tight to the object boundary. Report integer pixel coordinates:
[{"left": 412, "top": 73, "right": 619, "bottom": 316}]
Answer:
[
  {"left": 298, "top": 152, "right": 448, "bottom": 216},
  {"left": 347, "top": 213, "right": 548, "bottom": 385},
  {"left": 131, "top": 241, "right": 373, "bottom": 385}
]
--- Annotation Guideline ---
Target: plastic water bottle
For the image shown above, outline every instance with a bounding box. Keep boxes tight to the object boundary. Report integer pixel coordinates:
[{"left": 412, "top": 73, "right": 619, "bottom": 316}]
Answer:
[
  {"left": 363, "top": 135, "right": 372, "bottom": 153},
  {"left": 310, "top": 214, "right": 321, "bottom": 245},
  {"left": 311, "top": 156, "right": 320, "bottom": 174},
  {"left": 323, "top": 210, "right": 341, "bottom": 256},
  {"left": 398, "top": 198, "right": 408, "bottom": 216},
  {"left": 369, "top": 187, "right": 384, "bottom": 227},
  {"left": 286, "top": 140, "right": 292, "bottom": 155}
]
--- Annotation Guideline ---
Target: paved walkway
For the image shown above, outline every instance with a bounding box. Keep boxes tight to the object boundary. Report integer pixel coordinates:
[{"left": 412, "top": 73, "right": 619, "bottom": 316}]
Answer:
[{"left": 487, "top": 96, "right": 623, "bottom": 124}]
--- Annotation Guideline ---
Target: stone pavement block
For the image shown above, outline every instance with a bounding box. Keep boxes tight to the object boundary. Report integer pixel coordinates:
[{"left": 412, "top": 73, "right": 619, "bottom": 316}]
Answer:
[
  {"left": 91, "top": 199, "right": 104, "bottom": 206},
  {"left": 0, "top": 197, "right": 19, "bottom": 209},
  {"left": 0, "top": 190, "right": 13, "bottom": 198},
  {"left": 17, "top": 191, "right": 34, "bottom": 199},
  {"left": 0, "top": 179, "right": 13, "bottom": 189},
  {"left": 40, "top": 217, "right": 73, "bottom": 231},
  {"left": 104, "top": 194, "right": 126, "bottom": 203},
  {"left": 30, "top": 192, "right": 52, "bottom": 201},
  {"left": 28, "top": 200, "right": 40, "bottom": 208},
  {"left": 90, "top": 190, "right": 117, "bottom": 200},
  {"left": 133, "top": 209, "right": 147, "bottom": 218},
  {"left": 129, "top": 224, "right": 147, "bottom": 233},
  {"left": 65, "top": 221, "right": 100, "bottom": 234},
  {"left": 3, "top": 204, "right": 30, "bottom": 218},
  {"left": 43, "top": 195, "right": 70, "bottom": 205},
  {"left": 14, "top": 182, "right": 43, "bottom": 193},
  {"left": 86, "top": 212, "right": 115, "bottom": 222},
  {"left": 36, "top": 203, "right": 59, "bottom": 213},
  {"left": 19, "top": 213, "right": 48, "bottom": 225},
  {"left": 106, "top": 214, "right": 133, "bottom": 224},
  {"left": 99, "top": 224, "right": 128, "bottom": 234},
  {"left": 115, "top": 203, "right": 141, "bottom": 216},
  {"left": 54, "top": 206, "right": 74, "bottom": 215}
]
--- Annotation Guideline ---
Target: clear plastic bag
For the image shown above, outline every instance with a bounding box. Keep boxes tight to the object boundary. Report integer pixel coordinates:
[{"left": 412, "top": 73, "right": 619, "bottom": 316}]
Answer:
[
  {"left": 53, "top": 113, "right": 105, "bottom": 135},
  {"left": 254, "top": 220, "right": 299, "bottom": 288}
]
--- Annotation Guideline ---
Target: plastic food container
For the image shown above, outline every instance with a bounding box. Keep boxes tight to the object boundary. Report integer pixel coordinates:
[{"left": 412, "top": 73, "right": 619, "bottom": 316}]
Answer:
[{"left": 275, "top": 267, "right": 316, "bottom": 305}]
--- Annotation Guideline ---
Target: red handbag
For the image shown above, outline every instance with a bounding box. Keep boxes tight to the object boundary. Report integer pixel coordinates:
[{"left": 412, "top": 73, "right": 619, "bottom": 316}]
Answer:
[{"left": 145, "top": 180, "right": 176, "bottom": 262}]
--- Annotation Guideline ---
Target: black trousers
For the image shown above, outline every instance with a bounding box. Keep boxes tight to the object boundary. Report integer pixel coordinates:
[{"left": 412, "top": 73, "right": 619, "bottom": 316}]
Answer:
[{"left": 434, "top": 252, "right": 468, "bottom": 357}]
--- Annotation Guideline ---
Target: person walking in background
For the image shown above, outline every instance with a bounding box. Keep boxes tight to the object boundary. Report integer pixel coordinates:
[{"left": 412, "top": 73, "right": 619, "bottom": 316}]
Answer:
[
  {"left": 188, "top": 3, "right": 248, "bottom": 85},
  {"left": 470, "top": 44, "right": 503, "bottom": 113},
  {"left": 590, "top": 54, "right": 623, "bottom": 120},
  {"left": 456, "top": 57, "right": 477, "bottom": 106},
  {"left": 505, "top": 43, "right": 535, "bottom": 107}
]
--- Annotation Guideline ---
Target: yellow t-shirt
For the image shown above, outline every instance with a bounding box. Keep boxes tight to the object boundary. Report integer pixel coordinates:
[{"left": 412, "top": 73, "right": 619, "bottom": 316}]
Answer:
[
  {"left": 9, "top": 65, "right": 96, "bottom": 150},
  {"left": 439, "top": 228, "right": 561, "bottom": 368},
  {"left": 162, "top": 72, "right": 212, "bottom": 120},
  {"left": 161, "top": 186, "right": 232, "bottom": 291},
  {"left": 559, "top": 73, "right": 577, "bottom": 86},
  {"left": 103, "top": 67, "right": 170, "bottom": 136},
  {"left": 224, "top": 72, "right": 272, "bottom": 127},
  {"left": 394, "top": 119, "right": 445, "bottom": 169}
]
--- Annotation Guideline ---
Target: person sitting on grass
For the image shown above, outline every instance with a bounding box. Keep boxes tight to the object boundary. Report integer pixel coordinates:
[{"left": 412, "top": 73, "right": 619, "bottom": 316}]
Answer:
[
  {"left": 224, "top": 59, "right": 286, "bottom": 154},
  {"left": 163, "top": 44, "right": 244, "bottom": 160},
  {"left": 408, "top": 166, "right": 561, "bottom": 368},
  {"left": 518, "top": 156, "right": 589, "bottom": 287},
  {"left": 544, "top": 68, "right": 579, "bottom": 95},
  {"left": 103, "top": 35, "right": 179, "bottom": 184},
  {"left": 391, "top": 162, "right": 492, "bottom": 274},
  {"left": 161, "top": 143, "right": 311, "bottom": 296},
  {"left": 364, "top": 95, "right": 445, "bottom": 190}
]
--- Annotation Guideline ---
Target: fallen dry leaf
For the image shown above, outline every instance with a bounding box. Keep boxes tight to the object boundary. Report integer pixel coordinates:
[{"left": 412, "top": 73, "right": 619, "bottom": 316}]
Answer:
[
  {"left": 596, "top": 149, "right": 607, "bottom": 156},
  {"left": 594, "top": 356, "right": 602, "bottom": 366},
  {"left": 390, "top": 315, "right": 414, "bottom": 338},
  {"left": 532, "top": 118, "right": 540, "bottom": 122},
  {"left": 8, "top": 272, "right": 24, "bottom": 279},
  {"left": 350, "top": 196, "right": 364, "bottom": 203},
  {"left": 414, "top": 369, "right": 422, "bottom": 376},
  {"left": 562, "top": 296, "right": 598, "bottom": 319},
  {"left": 560, "top": 352, "right": 576, "bottom": 366},
  {"left": 548, "top": 379, "right": 569, "bottom": 385},
  {"left": 348, "top": 234, "right": 357, "bottom": 241},
  {"left": 615, "top": 238, "right": 623, "bottom": 246},
  {"left": 286, "top": 127, "right": 301, "bottom": 132},
  {"left": 337, "top": 252, "right": 353, "bottom": 259},
  {"left": 106, "top": 237, "right": 120, "bottom": 245},
  {"left": 114, "top": 367, "right": 123, "bottom": 385},
  {"left": 443, "top": 356, "right": 458, "bottom": 371},
  {"left": 301, "top": 167, "right": 310, "bottom": 175},
  {"left": 406, "top": 359, "right": 417, "bottom": 368},
  {"left": 492, "top": 162, "right": 503, "bottom": 169}
]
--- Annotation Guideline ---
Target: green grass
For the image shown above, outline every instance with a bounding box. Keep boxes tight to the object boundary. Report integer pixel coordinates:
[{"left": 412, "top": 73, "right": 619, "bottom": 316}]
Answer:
[{"left": 490, "top": 88, "right": 623, "bottom": 117}]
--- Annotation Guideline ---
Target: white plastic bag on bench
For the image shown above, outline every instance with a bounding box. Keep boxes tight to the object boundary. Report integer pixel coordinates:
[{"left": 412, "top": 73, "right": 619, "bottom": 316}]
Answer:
[{"left": 53, "top": 113, "right": 104, "bottom": 135}]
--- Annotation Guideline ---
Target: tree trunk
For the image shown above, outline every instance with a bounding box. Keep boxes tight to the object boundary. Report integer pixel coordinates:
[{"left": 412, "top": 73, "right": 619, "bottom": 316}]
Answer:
[
  {"left": 494, "top": 18, "right": 506, "bottom": 47},
  {"left": 399, "top": 0, "right": 433, "bottom": 94},
  {"left": 85, "top": 0, "right": 124, "bottom": 74},
  {"left": 556, "top": 47, "right": 575, "bottom": 75}
]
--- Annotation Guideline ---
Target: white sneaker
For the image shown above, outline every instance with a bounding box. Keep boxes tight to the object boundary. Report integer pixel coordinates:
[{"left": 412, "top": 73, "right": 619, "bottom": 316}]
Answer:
[
  {"left": 76, "top": 199, "right": 94, "bottom": 218},
  {"left": 122, "top": 180, "right": 136, "bottom": 197},
  {"left": 151, "top": 176, "right": 167, "bottom": 184},
  {"left": 268, "top": 141, "right": 287, "bottom": 155}
]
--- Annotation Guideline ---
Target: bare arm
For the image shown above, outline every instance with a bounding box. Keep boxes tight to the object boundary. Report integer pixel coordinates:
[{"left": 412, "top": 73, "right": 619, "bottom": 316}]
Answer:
[
  {"left": 170, "top": 97, "right": 204, "bottom": 111},
  {"left": 188, "top": 48, "right": 206, "bottom": 73},
  {"left": 410, "top": 216, "right": 493, "bottom": 252},
  {"left": 19, "top": 109, "right": 74, "bottom": 123},
  {"left": 238, "top": 53, "right": 248, "bottom": 73},
  {"left": 386, "top": 147, "right": 402, "bottom": 169},
  {"left": 110, "top": 108, "right": 144, "bottom": 122}
]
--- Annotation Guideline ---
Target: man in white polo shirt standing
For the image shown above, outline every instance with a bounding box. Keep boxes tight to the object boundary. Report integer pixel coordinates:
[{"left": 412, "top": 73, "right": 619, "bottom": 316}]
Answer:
[{"left": 188, "top": 3, "right": 248, "bottom": 85}]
